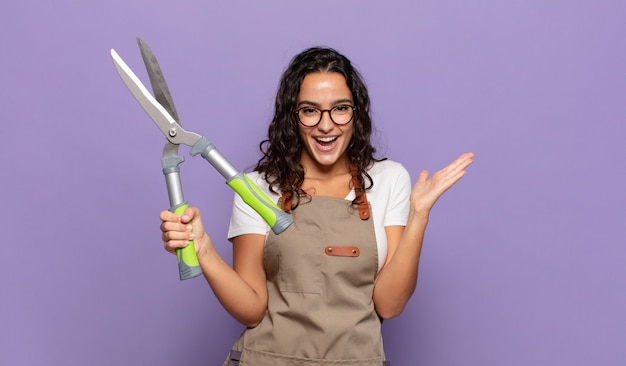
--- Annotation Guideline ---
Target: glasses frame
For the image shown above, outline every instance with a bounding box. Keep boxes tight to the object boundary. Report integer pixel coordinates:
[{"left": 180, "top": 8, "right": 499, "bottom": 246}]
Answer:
[{"left": 295, "top": 105, "right": 357, "bottom": 127}]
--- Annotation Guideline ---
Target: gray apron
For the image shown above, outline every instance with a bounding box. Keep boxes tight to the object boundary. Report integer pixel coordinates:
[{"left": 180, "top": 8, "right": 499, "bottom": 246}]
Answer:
[{"left": 224, "top": 175, "right": 390, "bottom": 366}]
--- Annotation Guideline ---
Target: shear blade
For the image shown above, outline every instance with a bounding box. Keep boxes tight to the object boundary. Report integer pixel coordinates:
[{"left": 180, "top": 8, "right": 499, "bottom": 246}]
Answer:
[
  {"left": 137, "top": 37, "right": 181, "bottom": 123},
  {"left": 110, "top": 48, "right": 200, "bottom": 148}
]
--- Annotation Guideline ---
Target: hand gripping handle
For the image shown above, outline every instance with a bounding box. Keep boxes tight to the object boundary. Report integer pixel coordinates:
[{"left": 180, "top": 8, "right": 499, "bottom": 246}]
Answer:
[
  {"left": 162, "top": 155, "right": 202, "bottom": 280},
  {"left": 171, "top": 203, "right": 202, "bottom": 280}
]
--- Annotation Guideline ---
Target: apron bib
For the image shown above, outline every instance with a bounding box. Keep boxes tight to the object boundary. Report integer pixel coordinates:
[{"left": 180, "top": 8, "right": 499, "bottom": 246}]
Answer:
[{"left": 224, "top": 178, "right": 390, "bottom": 366}]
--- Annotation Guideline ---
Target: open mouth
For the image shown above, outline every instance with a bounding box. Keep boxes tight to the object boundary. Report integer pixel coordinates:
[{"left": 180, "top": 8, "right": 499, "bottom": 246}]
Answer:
[{"left": 315, "top": 136, "right": 338, "bottom": 146}]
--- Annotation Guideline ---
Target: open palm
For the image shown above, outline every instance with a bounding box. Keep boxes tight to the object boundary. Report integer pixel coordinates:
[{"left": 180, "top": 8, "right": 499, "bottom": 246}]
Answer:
[{"left": 410, "top": 152, "right": 474, "bottom": 215}]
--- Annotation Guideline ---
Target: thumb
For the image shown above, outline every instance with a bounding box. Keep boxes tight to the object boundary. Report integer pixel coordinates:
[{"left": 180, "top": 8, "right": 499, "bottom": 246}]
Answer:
[
  {"left": 180, "top": 206, "right": 201, "bottom": 225},
  {"left": 417, "top": 170, "right": 429, "bottom": 184}
]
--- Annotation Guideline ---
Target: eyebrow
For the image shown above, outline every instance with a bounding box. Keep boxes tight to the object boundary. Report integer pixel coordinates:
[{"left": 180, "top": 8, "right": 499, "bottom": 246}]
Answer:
[{"left": 296, "top": 98, "right": 354, "bottom": 108}]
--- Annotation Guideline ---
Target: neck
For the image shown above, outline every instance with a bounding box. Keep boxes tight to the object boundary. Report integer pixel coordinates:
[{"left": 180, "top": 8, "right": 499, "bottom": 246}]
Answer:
[{"left": 300, "top": 152, "right": 350, "bottom": 180}]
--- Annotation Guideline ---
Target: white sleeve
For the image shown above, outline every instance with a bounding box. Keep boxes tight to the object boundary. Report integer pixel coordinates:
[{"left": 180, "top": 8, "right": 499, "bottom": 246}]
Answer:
[
  {"left": 367, "top": 160, "right": 412, "bottom": 271},
  {"left": 383, "top": 162, "right": 411, "bottom": 227}
]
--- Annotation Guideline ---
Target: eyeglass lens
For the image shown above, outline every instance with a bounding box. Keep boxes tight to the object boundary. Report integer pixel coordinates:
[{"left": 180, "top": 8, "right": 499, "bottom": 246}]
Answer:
[{"left": 297, "top": 105, "right": 354, "bottom": 126}]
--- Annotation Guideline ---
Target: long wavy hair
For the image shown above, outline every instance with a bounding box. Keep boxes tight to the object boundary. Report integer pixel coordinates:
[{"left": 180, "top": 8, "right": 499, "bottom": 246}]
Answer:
[{"left": 256, "top": 47, "right": 381, "bottom": 210}]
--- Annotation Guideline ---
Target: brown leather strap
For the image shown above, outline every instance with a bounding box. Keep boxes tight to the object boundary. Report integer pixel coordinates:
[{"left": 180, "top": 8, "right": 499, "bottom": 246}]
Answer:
[
  {"left": 350, "top": 165, "right": 371, "bottom": 220},
  {"left": 279, "top": 190, "right": 293, "bottom": 212},
  {"left": 325, "top": 246, "right": 360, "bottom": 257},
  {"left": 279, "top": 166, "right": 370, "bottom": 220}
]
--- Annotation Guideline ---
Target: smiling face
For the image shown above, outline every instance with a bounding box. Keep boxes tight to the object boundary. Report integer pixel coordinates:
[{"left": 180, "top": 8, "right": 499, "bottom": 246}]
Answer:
[{"left": 297, "top": 72, "right": 354, "bottom": 175}]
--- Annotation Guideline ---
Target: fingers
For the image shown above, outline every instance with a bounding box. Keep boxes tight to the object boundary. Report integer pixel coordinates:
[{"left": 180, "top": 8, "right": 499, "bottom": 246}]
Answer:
[
  {"left": 452, "top": 152, "right": 474, "bottom": 177},
  {"left": 161, "top": 231, "right": 194, "bottom": 254},
  {"left": 443, "top": 152, "right": 474, "bottom": 174},
  {"left": 438, "top": 152, "right": 474, "bottom": 183},
  {"left": 159, "top": 209, "right": 179, "bottom": 223},
  {"left": 425, "top": 152, "right": 474, "bottom": 178},
  {"left": 434, "top": 165, "right": 467, "bottom": 192},
  {"left": 419, "top": 152, "right": 474, "bottom": 196},
  {"left": 159, "top": 208, "right": 200, "bottom": 255},
  {"left": 180, "top": 206, "right": 201, "bottom": 225},
  {"left": 160, "top": 206, "right": 200, "bottom": 224},
  {"left": 160, "top": 222, "right": 194, "bottom": 254}
]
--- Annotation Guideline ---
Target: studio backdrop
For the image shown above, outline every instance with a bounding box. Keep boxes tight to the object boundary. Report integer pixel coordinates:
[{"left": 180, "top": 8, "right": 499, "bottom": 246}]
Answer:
[{"left": 1, "top": 1, "right": 625, "bottom": 365}]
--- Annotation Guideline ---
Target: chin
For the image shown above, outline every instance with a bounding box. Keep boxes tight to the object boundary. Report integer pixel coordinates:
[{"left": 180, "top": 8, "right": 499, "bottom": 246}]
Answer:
[{"left": 309, "top": 151, "right": 346, "bottom": 167}]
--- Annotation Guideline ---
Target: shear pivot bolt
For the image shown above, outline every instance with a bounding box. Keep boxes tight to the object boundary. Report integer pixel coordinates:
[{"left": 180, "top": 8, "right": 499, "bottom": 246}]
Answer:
[{"left": 168, "top": 128, "right": 177, "bottom": 137}]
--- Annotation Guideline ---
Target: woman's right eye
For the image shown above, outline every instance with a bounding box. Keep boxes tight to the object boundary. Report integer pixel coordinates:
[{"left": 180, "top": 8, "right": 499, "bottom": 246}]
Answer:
[{"left": 301, "top": 107, "right": 318, "bottom": 115}]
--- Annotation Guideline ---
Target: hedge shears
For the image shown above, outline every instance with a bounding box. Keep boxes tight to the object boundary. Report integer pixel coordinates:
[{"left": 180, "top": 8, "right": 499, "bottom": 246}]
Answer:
[{"left": 111, "top": 38, "right": 293, "bottom": 280}]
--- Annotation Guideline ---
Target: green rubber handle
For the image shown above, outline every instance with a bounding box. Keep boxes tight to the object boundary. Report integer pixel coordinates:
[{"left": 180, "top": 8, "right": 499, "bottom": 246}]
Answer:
[
  {"left": 227, "top": 172, "right": 293, "bottom": 234},
  {"left": 173, "top": 203, "right": 202, "bottom": 280}
]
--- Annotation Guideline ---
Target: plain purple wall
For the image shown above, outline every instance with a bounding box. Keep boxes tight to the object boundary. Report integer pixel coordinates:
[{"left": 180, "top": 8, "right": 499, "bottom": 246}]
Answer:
[{"left": 2, "top": 1, "right": 625, "bottom": 365}]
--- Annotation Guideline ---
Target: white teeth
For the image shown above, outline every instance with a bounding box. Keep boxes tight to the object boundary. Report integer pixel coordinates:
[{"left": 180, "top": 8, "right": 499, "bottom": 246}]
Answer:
[{"left": 316, "top": 136, "right": 337, "bottom": 143}]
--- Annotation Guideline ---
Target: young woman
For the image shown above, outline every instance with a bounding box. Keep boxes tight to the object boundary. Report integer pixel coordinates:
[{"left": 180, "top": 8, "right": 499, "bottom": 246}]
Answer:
[{"left": 160, "top": 47, "right": 474, "bottom": 366}]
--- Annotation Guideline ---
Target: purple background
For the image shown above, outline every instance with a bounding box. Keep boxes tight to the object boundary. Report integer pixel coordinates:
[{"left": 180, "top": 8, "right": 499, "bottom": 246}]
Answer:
[{"left": 2, "top": 1, "right": 625, "bottom": 365}]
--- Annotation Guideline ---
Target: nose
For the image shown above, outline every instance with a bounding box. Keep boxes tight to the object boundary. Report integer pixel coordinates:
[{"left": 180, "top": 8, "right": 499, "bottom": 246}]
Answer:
[{"left": 317, "top": 110, "right": 334, "bottom": 132}]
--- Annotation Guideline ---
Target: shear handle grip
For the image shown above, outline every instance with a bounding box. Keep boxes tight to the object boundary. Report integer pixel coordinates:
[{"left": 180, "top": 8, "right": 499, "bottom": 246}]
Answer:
[
  {"left": 162, "top": 157, "right": 202, "bottom": 280},
  {"left": 190, "top": 137, "right": 293, "bottom": 234},
  {"left": 227, "top": 173, "right": 293, "bottom": 235},
  {"left": 170, "top": 203, "right": 202, "bottom": 280}
]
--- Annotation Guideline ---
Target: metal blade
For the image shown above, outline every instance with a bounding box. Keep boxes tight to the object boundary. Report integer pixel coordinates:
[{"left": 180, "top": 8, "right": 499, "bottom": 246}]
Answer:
[
  {"left": 111, "top": 49, "right": 201, "bottom": 148},
  {"left": 136, "top": 37, "right": 181, "bottom": 123}
]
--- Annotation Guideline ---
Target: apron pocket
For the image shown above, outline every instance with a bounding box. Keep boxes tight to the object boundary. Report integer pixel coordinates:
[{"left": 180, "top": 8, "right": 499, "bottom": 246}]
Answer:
[{"left": 266, "top": 228, "right": 323, "bottom": 294}]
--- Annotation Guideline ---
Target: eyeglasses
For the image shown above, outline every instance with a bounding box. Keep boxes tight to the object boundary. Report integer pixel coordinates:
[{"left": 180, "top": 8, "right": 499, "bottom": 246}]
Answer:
[{"left": 295, "top": 104, "right": 357, "bottom": 127}]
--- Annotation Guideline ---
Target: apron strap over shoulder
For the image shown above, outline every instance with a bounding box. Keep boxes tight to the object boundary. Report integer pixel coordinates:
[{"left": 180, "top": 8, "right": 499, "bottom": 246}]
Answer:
[
  {"left": 279, "top": 190, "right": 293, "bottom": 212},
  {"left": 350, "top": 165, "right": 371, "bottom": 220}
]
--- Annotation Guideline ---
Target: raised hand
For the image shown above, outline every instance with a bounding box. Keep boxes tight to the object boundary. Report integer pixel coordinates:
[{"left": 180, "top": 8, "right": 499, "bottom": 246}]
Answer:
[{"left": 410, "top": 152, "right": 474, "bottom": 216}]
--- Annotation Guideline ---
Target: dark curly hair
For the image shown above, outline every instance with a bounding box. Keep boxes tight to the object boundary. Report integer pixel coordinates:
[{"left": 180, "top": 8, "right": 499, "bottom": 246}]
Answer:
[{"left": 255, "top": 47, "right": 382, "bottom": 210}]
